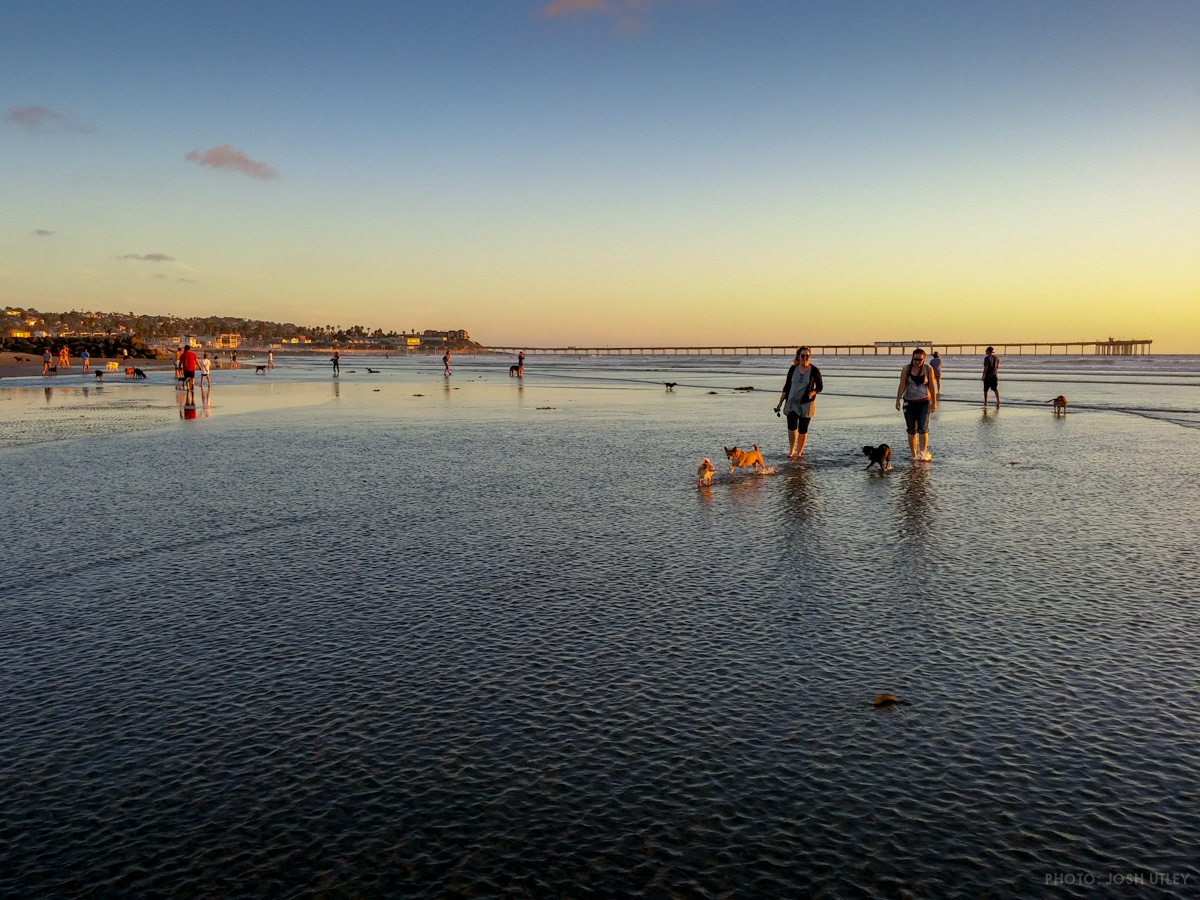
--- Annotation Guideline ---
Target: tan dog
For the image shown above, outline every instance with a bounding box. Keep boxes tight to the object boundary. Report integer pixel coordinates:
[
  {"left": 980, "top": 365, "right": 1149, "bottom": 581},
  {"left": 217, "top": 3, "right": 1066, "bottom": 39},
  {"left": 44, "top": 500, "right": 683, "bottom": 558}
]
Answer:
[
  {"left": 125, "top": 367, "right": 137, "bottom": 379},
  {"left": 696, "top": 458, "right": 716, "bottom": 488},
  {"left": 1049, "top": 395, "right": 1068, "bottom": 414},
  {"left": 724, "top": 443, "right": 765, "bottom": 475}
]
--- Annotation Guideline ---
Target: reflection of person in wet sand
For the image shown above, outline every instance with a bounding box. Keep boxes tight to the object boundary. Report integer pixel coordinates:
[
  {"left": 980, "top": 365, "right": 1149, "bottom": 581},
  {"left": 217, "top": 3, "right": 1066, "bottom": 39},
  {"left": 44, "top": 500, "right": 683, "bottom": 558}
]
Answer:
[{"left": 443, "top": 351, "right": 451, "bottom": 375}]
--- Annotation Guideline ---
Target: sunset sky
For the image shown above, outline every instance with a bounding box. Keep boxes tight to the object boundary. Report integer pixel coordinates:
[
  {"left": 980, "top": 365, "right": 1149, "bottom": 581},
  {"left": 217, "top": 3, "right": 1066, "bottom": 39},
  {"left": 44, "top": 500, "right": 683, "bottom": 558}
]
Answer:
[{"left": 2, "top": 1, "right": 1197, "bottom": 350}]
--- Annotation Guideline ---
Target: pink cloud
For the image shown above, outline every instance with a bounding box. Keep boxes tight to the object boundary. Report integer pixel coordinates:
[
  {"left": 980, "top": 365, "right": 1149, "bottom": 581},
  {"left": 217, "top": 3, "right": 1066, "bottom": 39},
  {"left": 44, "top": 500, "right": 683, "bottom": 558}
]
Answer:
[
  {"left": 543, "top": 0, "right": 613, "bottom": 15},
  {"left": 7, "top": 105, "right": 95, "bottom": 133},
  {"left": 185, "top": 145, "right": 278, "bottom": 179},
  {"left": 119, "top": 253, "right": 175, "bottom": 262},
  {"left": 541, "top": 0, "right": 693, "bottom": 33}
]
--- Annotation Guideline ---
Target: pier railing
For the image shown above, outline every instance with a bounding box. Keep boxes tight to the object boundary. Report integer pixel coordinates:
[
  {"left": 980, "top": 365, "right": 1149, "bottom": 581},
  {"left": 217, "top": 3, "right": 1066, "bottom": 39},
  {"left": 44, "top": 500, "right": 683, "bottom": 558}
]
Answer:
[{"left": 480, "top": 339, "right": 1152, "bottom": 357}]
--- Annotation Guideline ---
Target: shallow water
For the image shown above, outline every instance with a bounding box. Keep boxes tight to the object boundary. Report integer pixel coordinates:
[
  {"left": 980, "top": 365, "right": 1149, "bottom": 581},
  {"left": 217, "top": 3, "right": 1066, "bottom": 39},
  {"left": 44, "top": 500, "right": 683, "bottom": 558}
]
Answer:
[{"left": 2, "top": 354, "right": 1198, "bottom": 897}]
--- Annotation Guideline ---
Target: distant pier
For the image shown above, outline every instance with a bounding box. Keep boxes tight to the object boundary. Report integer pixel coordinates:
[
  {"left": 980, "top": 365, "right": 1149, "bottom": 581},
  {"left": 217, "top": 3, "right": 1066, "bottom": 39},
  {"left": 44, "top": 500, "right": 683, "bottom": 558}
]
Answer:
[{"left": 482, "top": 339, "right": 1152, "bottom": 357}]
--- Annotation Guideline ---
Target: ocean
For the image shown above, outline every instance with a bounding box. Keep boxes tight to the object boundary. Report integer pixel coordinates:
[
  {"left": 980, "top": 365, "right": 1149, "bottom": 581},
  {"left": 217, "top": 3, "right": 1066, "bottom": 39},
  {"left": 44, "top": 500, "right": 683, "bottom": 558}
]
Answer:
[{"left": 2, "top": 351, "right": 1198, "bottom": 897}]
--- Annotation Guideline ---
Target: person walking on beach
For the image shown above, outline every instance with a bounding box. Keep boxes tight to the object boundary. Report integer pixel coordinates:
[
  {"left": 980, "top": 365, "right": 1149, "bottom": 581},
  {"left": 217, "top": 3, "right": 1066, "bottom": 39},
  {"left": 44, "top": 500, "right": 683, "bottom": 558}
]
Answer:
[
  {"left": 929, "top": 351, "right": 942, "bottom": 398},
  {"left": 42, "top": 349, "right": 52, "bottom": 374},
  {"left": 174, "top": 346, "right": 184, "bottom": 384},
  {"left": 331, "top": 351, "right": 340, "bottom": 376},
  {"left": 181, "top": 344, "right": 198, "bottom": 395},
  {"left": 200, "top": 352, "right": 212, "bottom": 388},
  {"left": 774, "top": 346, "right": 824, "bottom": 459},
  {"left": 443, "top": 350, "right": 451, "bottom": 375},
  {"left": 267, "top": 350, "right": 274, "bottom": 369},
  {"left": 80, "top": 348, "right": 90, "bottom": 373},
  {"left": 59, "top": 346, "right": 70, "bottom": 369},
  {"left": 896, "top": 348, "right": 937, "bottom": 461},
  {"left": 982, "top": 347, "right": 1000, "bottom": 407},
  {"left": 517, "top": 350, "right": 525, "bottom": 377}
]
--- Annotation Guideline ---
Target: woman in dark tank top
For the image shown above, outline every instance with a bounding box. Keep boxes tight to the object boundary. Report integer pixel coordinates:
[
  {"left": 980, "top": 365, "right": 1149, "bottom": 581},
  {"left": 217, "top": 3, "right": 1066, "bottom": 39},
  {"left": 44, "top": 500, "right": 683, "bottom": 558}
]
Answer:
[{"left": 895, "top": 348, "right": 937, "bottom": 461}]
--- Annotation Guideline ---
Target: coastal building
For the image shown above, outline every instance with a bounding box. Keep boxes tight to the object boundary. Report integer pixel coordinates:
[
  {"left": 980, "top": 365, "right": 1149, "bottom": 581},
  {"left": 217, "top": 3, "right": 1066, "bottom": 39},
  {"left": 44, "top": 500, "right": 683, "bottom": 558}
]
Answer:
[{"left": 215, "top": 333, "right": 241, "bottom": 349}]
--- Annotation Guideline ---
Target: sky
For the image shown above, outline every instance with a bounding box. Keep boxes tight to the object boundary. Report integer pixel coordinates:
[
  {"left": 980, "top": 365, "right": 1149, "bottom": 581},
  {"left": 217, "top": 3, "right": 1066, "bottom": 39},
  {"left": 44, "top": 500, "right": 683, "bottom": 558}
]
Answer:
[{"left": 2, "top": 1, "right": 1197, "bottom": 351}]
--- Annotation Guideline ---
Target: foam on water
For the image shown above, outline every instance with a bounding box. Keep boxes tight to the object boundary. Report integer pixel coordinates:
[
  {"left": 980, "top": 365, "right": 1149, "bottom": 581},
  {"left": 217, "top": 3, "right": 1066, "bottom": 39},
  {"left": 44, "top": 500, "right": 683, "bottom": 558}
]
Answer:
[{"left": 2, "top": 356, "right": 1199, "bottom": 897}]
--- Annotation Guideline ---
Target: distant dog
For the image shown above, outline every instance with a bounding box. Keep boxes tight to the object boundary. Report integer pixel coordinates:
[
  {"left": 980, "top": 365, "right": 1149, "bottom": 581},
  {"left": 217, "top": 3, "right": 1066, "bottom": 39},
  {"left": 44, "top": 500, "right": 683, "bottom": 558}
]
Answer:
[
  {"left": 509, "top": 365, "right": 520, "bottom": 376},
  {"left": 45, "top": 365, "right": 57, "bottom": 376},
  {"left": 14, "top": 356, "right": 25, "bottom": 363},
  {"left": 696, "top": 458, "right": 716, "bottom": 488},
  {"left": 664, "top": 382, "right": 677, "bottom": 391},
  {"left": 94, "top": 371, "right": 104, "bottom": 380},
  {"left": 366, "top": 367, "right": 379, "bottom": 374},
  {"left": 1048, "top": 395, "right": 1068, "bottom": 414},
  {"left": 724, "top": 443, "right": 765, "bottom": 475},
  {"left": 133, "top": 368, "right": 147, "bottom": 379},
  {"left": 863, "top": 444, "right": 892, "bottom": 471},
  {"left": 106, "top": 361, "right": 119, "bottom": 370},
  {"left": 255, "top": 365, "right": 267, "bottom": 374},
  {"left": 125, "top": 367, "right": 137, "bottom": 379}
]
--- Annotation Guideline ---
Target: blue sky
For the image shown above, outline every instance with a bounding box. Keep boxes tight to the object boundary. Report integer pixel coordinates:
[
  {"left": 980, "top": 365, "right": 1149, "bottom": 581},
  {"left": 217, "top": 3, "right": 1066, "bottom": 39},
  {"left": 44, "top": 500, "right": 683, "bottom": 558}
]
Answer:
[{"left": 3, "top": 1, "right": 1198, "bottom": 349}]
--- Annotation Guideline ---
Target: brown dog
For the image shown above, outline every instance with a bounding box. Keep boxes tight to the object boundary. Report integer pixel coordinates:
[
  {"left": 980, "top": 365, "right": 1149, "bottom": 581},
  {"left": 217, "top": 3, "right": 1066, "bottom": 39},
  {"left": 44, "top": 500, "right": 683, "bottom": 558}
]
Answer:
[
  {"left": 724, "top": 443, "right": 765, "bottom": 475},
  {"left": 1049, "top": 395, "right": 1067, "bottom": 414},
  {"left": 696, "top": 458, "right": 716, "bottom": 488},
  {"left": 863, "top": 444, "right": 892, "bottom": 471}
]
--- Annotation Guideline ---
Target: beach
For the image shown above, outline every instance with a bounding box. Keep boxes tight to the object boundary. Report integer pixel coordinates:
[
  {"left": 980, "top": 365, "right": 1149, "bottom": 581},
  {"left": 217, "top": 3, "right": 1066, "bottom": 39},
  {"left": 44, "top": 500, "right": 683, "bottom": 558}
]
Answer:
[{"left": 2, "top": 352, "right": 1198, "bottom": 897}]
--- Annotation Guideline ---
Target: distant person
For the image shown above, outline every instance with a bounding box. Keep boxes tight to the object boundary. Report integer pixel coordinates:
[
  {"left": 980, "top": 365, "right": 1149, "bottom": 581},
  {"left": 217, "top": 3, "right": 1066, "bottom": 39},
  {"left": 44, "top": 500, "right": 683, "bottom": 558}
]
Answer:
[
  {"left": 331, "top": 350, "right": 340, "bottom": 376},
  {"left": 80, "top": 348, "right": 90, "bottom": 372},
  {"left": 181, "top": 344, "right": 198, "bottom": 394},
  {"left": 928, "top": 351, "right": 942, "bottom": 397},
  {"left": 231, "top": 349, "right": 238, "bottom": 367},
  {"left": 267, "top": 350, "right": 274, "bottom": 369},
  {"left": 774, "top": 346, "right": 824, "bottom": 459},
  {"left": 174, "top": 346, "right": 184, "bottom": 383},
  {"left": 200, "top": 352, "right": 212, "bottom": 388},
  {"left": 896, "top": 347, "right": 937, "bottom": 461},
  {"left": 59, "top": 346, "right": 70, "bottom": 369},
  {"left": 121, "top": 348, "right": 129, "bottom": 366},
  {"left": 982, "top": 346, "right": 1000, "bottom": 407},
  {"left": 443, "top": 350, "right": 451, "bottom": 375},
  {"left": 42, "top": 349, "right": 52, "bottom": 374},
  {"left": 518, "top": 350, "right": 525, "bottom": 377}
]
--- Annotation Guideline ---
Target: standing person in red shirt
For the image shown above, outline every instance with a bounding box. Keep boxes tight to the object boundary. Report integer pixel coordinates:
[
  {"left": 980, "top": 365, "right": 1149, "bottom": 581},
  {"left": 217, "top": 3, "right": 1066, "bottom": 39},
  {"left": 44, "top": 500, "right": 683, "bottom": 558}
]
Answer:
[{"left": 181, "top": 344, "right": 198, "bottom": 396}]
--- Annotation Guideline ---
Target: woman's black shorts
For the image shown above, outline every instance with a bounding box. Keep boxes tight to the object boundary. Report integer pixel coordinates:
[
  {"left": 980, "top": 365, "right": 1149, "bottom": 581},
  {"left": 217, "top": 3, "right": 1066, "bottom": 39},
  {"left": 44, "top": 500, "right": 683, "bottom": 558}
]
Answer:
[{"left": 786, "top": 412, "right": 812, "bottom": 433}]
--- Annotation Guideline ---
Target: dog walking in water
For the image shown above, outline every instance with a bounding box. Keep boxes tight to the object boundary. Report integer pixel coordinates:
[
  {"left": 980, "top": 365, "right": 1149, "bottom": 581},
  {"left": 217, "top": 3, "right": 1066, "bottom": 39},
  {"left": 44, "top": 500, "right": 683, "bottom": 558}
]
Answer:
[{"left": 724, "top": 444, "right": 766, "bottom": 475}]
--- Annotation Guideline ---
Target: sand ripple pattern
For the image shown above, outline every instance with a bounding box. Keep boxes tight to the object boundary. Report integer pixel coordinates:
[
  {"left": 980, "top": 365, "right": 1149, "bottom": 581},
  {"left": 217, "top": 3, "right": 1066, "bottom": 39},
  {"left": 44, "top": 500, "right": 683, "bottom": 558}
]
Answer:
[{"left": 1, "top": 396, "right": 1199, "bottom": 898}]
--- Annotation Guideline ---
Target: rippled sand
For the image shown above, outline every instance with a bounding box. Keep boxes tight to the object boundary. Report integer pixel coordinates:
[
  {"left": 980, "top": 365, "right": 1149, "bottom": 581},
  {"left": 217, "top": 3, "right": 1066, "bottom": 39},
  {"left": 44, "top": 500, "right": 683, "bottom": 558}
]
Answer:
[{"left": 2, "top": 355, "right": 1198, "bottom": 897}]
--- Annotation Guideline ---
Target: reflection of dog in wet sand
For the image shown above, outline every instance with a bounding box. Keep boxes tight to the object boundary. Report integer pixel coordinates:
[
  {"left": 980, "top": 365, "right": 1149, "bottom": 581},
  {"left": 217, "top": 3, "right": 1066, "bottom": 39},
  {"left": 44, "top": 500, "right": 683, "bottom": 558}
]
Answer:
[
  {"left": 696, "top": 458, "right": 716, "bottom": 488},
  {"left": 1048, "top": 395, "right": 1068, "bottom": 414},
  {"left": 863, "top": 444, "right": 892, "bottom": 471},
  {"left": 724, "top": 444, "right": 765, "bottom": 475}
]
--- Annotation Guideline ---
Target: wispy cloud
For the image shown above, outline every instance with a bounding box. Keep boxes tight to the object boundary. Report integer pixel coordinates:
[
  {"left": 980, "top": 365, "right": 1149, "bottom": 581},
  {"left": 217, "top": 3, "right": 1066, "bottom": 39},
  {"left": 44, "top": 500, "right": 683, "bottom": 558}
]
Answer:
[
  {"left": 177, "top": 277, "right": 198, "bottom": 284},
  {"left": 33, "top": 229, "right": 56, "bottom": 237},
  {"left": 7, "top": 105, "right": 96, "bottom": 133},
  {"left": 185, "top": 145, "right": 278, "bottom": 179},
  {"left": 119, "top": 253, "right": 175, "bottom": 263},
  {"left": 542, "top": 0, "right": 685, "bottom": 33}
]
